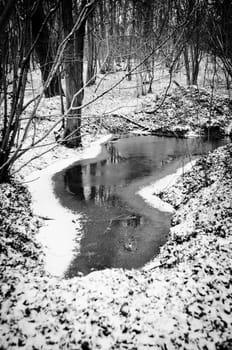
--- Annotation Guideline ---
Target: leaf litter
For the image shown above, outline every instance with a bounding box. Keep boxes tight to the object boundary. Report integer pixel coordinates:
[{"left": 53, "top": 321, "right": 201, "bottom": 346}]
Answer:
[{"left": 1, "top": 84, "right": 232, "bottom": 349}]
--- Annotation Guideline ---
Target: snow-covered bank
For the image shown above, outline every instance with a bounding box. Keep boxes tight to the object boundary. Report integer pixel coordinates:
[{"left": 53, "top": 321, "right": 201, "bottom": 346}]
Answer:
[
  {"left": 1, "top": 141, "right": 232, "bottom": 349},
  {"left": 26, "top": 134, "right": 197, "bottom": 276},
  {"left": 137, "top": 159, "right": 197, "bottom": 213},
  {"left": 1, "top": 77, "right": 232, "bottom": 349},
  {"left": 25, "top": 134, "right": 111, "bottom": 277}
]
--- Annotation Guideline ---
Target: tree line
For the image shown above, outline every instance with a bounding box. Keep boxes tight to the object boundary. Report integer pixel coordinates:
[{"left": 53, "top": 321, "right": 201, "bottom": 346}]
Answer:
[{"left": 0, "top": 0, "right": 231, "bottom": 182}]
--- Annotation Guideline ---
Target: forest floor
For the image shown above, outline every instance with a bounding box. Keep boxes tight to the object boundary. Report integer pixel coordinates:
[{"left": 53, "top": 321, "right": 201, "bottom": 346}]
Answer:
[
  {"left": 1, "top": 70, "right": 232, "bottom": 349},
  {"left": 13, "top": 67, "right": 232, "bottom": 178}
]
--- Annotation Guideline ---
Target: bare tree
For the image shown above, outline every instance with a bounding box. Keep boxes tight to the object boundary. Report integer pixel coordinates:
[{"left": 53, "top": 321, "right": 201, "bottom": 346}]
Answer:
[
  {"left": 31, "top": 0, "right": 60, "bottom": 97},
  {"left": 62, "top": 0, "right": 95, "bottom": 147},
  {"left": 206, "top": 0, "right": 232, "bottom": 80},
  {"left": 86, "top": 9, "right": 97, "bottom": 86},
  {"left": 0, "top": 0, "right": 32, "bottom": 181}
]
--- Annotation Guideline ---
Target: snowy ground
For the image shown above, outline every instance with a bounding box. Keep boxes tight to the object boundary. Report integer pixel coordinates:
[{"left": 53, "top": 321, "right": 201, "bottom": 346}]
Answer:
[
  {"left": 13, "top": 69, "right": 232, "bottom": 179},
  {"left": 1, "top": 72, "right": 232, "bottom": 348},
  {"left": 25, "top": 135, "right": 111, "bottom": 277},
  {"left": 1, "top": 143, "right": 232, "bottom": 349}
]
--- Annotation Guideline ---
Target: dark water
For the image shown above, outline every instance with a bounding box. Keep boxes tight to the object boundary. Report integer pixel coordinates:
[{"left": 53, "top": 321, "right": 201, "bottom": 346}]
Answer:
[{"left": 52, "top": 135, "right": 228, "bottom": 278}]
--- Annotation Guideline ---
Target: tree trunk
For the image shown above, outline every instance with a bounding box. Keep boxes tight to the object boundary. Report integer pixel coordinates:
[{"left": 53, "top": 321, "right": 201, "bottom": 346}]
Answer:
[
  {"left": 184, "top": 44, "right": 201, "bottom": 86},
  {"left": 190, "top": 45, "right": 200, "bottom": 85},
  {"left": 127, "top": 2, "right": 135, "bottom": 81},
  {"left": 100, "top": 0, "right": 114, "bottom": 73},
  {"left": 183, "top": 46, "right": 191, "bottom": 85},
  {"left": 0, "top": 0, "right": 32, "bottom": 182},
  {"left": 0, "top": 0, "right": 16, "bottom": 30},
  {"left": 31, "top": 1, "right": 60, "bottom": 97},
  {"left": 62, "top": 0, "right": 87, "bottom": 148},
  {"left": 0, "top": 0, "right": 16, "bottom": 91},
  {"left": 86, "top": 11, "right": 96, "bottom": 86}
]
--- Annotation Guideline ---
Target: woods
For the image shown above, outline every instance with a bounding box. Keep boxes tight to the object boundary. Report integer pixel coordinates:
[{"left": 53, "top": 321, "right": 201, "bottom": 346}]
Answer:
[
  {"left": 0, "top": 0, "right": 232, "bottom": 182},
  {"left": 1, "top": 1, "right": 232, "bottom": 349}
]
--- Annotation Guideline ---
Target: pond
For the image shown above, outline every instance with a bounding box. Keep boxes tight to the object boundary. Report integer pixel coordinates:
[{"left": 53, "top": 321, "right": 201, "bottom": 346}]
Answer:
[{"left": 52, "top": 135, "right": 228, "bottom": 278}]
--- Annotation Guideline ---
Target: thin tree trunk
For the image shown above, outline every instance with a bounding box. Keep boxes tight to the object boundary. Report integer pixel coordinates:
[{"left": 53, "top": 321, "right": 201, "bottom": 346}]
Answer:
[
  {"left": 31, "top": 1, "right": 60, "bottom": 97},
  {"left": 100, "top": 0, "right": 114, "bottom": 73},
  {"left": 127, "top": 2, "right": 135, "bottom": 81},
  {"left": 183, "top": 46, "right": 191, "bottom": 85},
  {"left": 86, "top": 11, "right": 96, "bottom": 86},
  {"left": 0, "top": 0, "right": 16, "bottom": 30},
  {"left": 190, "top": 44, "right": 200, "bottom": 85},
  {"left": 0, "top": 0, "right": 31, "bottom": 181}
]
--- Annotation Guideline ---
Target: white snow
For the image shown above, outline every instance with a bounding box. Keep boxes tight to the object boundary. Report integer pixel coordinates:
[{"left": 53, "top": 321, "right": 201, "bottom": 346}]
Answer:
[
  {"left": 26, "top": 135, "right": 112, "bottom": 277},
  {"left": 137, "top": 159, "right": 198, "bottom": 213},
  {"left": 26, "top": 136, "right": 197, "bottom": 276}
]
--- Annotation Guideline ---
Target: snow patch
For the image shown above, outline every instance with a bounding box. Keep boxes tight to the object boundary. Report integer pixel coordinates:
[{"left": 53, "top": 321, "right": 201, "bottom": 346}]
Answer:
[
  {"left": 26, "top": 135, "right": 112, "bottom": 277},
  {"left": 137, "top": 159, "right": 198, "bottom": 213}
]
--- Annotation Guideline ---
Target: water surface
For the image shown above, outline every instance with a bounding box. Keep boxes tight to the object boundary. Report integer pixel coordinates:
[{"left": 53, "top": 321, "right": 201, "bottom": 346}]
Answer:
[{"left": 52, "top": 135, "right": 227, "bottom": 278}]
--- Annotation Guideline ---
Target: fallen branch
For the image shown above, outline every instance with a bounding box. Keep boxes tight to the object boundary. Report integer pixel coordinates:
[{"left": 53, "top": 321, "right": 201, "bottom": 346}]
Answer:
[{"left": 111, "top": 113, "right": 150, "bottom": 131}]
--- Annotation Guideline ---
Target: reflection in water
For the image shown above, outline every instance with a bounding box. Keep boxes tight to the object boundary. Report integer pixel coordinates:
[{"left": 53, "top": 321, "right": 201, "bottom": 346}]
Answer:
[
  {"left": 64, "top": 165, "right": 85, "bottom": 200},
  {"left": 105, "top": 142, "right": 124, "bottom": 163},
  {"left": 65, "top": 171, "right": 117, "bottom": 206},
  {"left": 53, "top": 135, "right": 229, "bottom": 278},
  {"left": 64, "top": 142, "right": 126, "bottom": 206}
]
